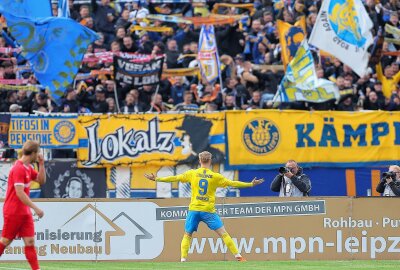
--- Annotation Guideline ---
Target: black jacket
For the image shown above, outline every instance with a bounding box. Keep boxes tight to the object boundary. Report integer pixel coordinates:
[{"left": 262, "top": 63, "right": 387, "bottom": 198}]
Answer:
[{"left": 376, "top": 179, "right": 400, "bottom": 196}]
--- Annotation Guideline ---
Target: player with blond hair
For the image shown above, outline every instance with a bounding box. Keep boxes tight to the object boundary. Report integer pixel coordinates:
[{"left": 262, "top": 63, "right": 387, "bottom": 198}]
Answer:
[
  {"left": 145, "top": 151, "right": 264, "bottom": 262},
  {"left": 0, "top": 141, "right": 46, "bottom": 270}
]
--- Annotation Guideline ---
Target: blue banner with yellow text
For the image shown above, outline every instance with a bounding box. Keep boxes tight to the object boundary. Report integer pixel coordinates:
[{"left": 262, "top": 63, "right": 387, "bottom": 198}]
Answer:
[
  {"left": 226, "top": 110, "right": 400, "bottom": 169},
  {"left": 8, "top": 115, "right": 78, "bottom": 149}
]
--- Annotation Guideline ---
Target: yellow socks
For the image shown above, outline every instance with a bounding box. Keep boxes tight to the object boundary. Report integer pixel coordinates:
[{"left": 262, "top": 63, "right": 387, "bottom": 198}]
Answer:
[
  {"left": 222, "top": 232, "right": 239, "bottom": 255},
  {"left": 180, "top": 234, "right": 192, "bottom": 261}
]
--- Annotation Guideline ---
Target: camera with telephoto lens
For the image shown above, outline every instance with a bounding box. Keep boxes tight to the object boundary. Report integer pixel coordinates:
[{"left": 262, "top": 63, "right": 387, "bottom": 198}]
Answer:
[
  {"left": 382, "top": 171, "right": 396, "bottom": 181},
  {"left": 279, "top": 167, "right": 290, "bottom": 174}
]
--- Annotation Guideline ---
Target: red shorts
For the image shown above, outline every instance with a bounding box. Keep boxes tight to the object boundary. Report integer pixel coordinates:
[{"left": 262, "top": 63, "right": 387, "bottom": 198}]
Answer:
[{"left": 2, "top": 214, "right": 34, "bottom": 240}]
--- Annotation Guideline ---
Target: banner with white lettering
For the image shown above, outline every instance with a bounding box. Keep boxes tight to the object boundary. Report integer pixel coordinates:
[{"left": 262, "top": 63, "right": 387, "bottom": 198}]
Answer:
[
  {"left": 41, "top": 160, "right": 107, "bottom": 198},
  {"left": 114, "top": 55, "right": 164, "bottom": 88},
  {"left": 77, "top": 113, "right": 225, "bottom": 168}
]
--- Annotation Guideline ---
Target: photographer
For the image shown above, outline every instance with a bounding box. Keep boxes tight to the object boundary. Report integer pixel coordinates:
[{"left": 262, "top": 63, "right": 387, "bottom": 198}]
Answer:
[
  {"left": 270, "top": 160, "right": 311, "bottom": 197},
  {"left": 376, "top": 165, "right": 400, "bottom": 196}
]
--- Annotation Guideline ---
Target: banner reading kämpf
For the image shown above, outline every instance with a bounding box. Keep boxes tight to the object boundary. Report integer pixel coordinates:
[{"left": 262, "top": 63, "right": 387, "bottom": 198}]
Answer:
[{"left": 226, "top": 110, "right": 400, "bottom": 169}]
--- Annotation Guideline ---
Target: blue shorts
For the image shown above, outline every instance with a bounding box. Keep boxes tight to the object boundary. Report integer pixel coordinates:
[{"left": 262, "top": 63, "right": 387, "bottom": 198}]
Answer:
[{"left": 185, "top": 211, "right": 224, "bottom": 234}]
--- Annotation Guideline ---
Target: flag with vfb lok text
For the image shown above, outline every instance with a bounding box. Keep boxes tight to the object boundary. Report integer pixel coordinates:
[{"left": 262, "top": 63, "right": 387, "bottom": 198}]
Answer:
[
  {"left": 114, "top": 55, "right": 164, "bottom": 88},
  {"left": 0, "top": 10, "right": 99, "bottom": 104},
  {"left": 0, "top": 0, "right": 51, "bottom": 18},
  {"left": 273, "top": 40, "right": 340, "bottom": 103},
  {"left": 198, "top": 25, "right": 221, "bottom": 84},
  {"left": 309, "top": 0, "right": 373, "bottom": 77}
]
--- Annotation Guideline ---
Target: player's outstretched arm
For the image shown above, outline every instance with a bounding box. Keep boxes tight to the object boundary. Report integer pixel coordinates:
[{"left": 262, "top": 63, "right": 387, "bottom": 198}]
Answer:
[
  {"left": 224, "top": 177, "right": 264, "bottom": 188},
  {"left": 251, "top": 177, "right": 265, "bottom": 186},
  {"left": 144, "top": 173, "right": 183, "bottom": 183}
]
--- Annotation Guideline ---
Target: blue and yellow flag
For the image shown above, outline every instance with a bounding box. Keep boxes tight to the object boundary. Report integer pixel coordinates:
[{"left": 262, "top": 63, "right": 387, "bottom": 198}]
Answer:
[
  {"left": 309, "top": 0, "right": 373, "bottom": 77},
  {"left": 0, "top": 0, "right": 51, "bottom": 18},
  {"left": 1, "top": 11, "right": 98, "bottom": 104},
  {"left": 274, "top": 40, "right": 339, "bottom": 103},
  {"left": 198, "top": 25, "right": 221, "bottom": 84},
  {"left": 277, "top": 17, "right": 306, "bottom": 68}
]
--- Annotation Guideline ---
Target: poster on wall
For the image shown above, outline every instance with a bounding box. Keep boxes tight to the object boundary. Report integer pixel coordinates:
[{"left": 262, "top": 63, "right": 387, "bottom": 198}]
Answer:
[{"left": 41, "top": 161, "right": 107, "bottom": 198}]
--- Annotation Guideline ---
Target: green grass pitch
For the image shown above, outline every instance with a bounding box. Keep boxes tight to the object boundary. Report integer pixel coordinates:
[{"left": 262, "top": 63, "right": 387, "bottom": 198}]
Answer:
[{"left": 0, "top": 261, "right": 399, "bottom": 270}]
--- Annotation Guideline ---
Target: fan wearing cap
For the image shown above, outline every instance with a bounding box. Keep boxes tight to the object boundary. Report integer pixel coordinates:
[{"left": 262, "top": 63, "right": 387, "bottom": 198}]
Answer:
[
  {"left": 59, "top": 87, "right": 80, "bottom": 113},
  {"left": 9, "top": 104, "right": 22, "bottom": 113},
  {"left": 89, "top": 85, "right": 109, "bottom": 113}
]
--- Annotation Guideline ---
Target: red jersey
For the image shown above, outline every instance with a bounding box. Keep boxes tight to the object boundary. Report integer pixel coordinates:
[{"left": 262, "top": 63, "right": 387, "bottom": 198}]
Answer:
[{"left": 3, "top": 160, "right": 38, "bottom": 216}]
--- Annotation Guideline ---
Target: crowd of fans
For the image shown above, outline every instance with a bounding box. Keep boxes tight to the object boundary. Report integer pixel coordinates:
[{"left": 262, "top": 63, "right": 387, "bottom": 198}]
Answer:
[{"left": 0, "top": 0, "right": 400, "bottom": 114}]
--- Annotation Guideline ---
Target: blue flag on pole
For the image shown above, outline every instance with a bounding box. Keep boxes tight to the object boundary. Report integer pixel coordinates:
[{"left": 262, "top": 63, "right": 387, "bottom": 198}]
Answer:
[
  {"left": 1, "top": 11, "right": 98, "bottom": 104},
  {"left": 0, "top": 0, "right": 51, "bottom": 18}
]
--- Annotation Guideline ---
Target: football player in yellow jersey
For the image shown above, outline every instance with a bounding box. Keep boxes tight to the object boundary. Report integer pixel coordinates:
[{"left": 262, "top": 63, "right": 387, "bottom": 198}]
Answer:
[{"left": 145, "top": 151, "right": 264, "bottom": 262}]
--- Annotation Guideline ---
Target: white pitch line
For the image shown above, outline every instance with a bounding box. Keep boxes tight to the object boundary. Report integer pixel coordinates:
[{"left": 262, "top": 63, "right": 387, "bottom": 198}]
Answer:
[{"left": 0, "top": 266, "right": 28, "bottom": 270}]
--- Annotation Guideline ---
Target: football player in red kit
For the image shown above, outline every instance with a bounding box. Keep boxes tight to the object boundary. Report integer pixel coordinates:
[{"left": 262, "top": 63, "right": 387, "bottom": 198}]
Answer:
[{"left": 0, "top": 141, "right": 46, "bottom": 270}]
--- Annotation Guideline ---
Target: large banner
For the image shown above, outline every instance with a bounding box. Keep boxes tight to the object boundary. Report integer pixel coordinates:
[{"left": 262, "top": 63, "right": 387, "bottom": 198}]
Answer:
[
  {"left": 8, "top": 115, "right": 78, "bottom": 149},
  {"left": 41, "top": 160, "right": 107, "bottom": 198},
  {"left": 114, "top": 55, "right": 164, "bottom": 88},
  {"left": 1, "top": 197, "right": 400, "bottom": 261},
  {"left": 226, "top": 110, "right": 400, "bottom": 169},
  {"left": 77, "top": 113, "right": 225, "bottom": 168}
]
